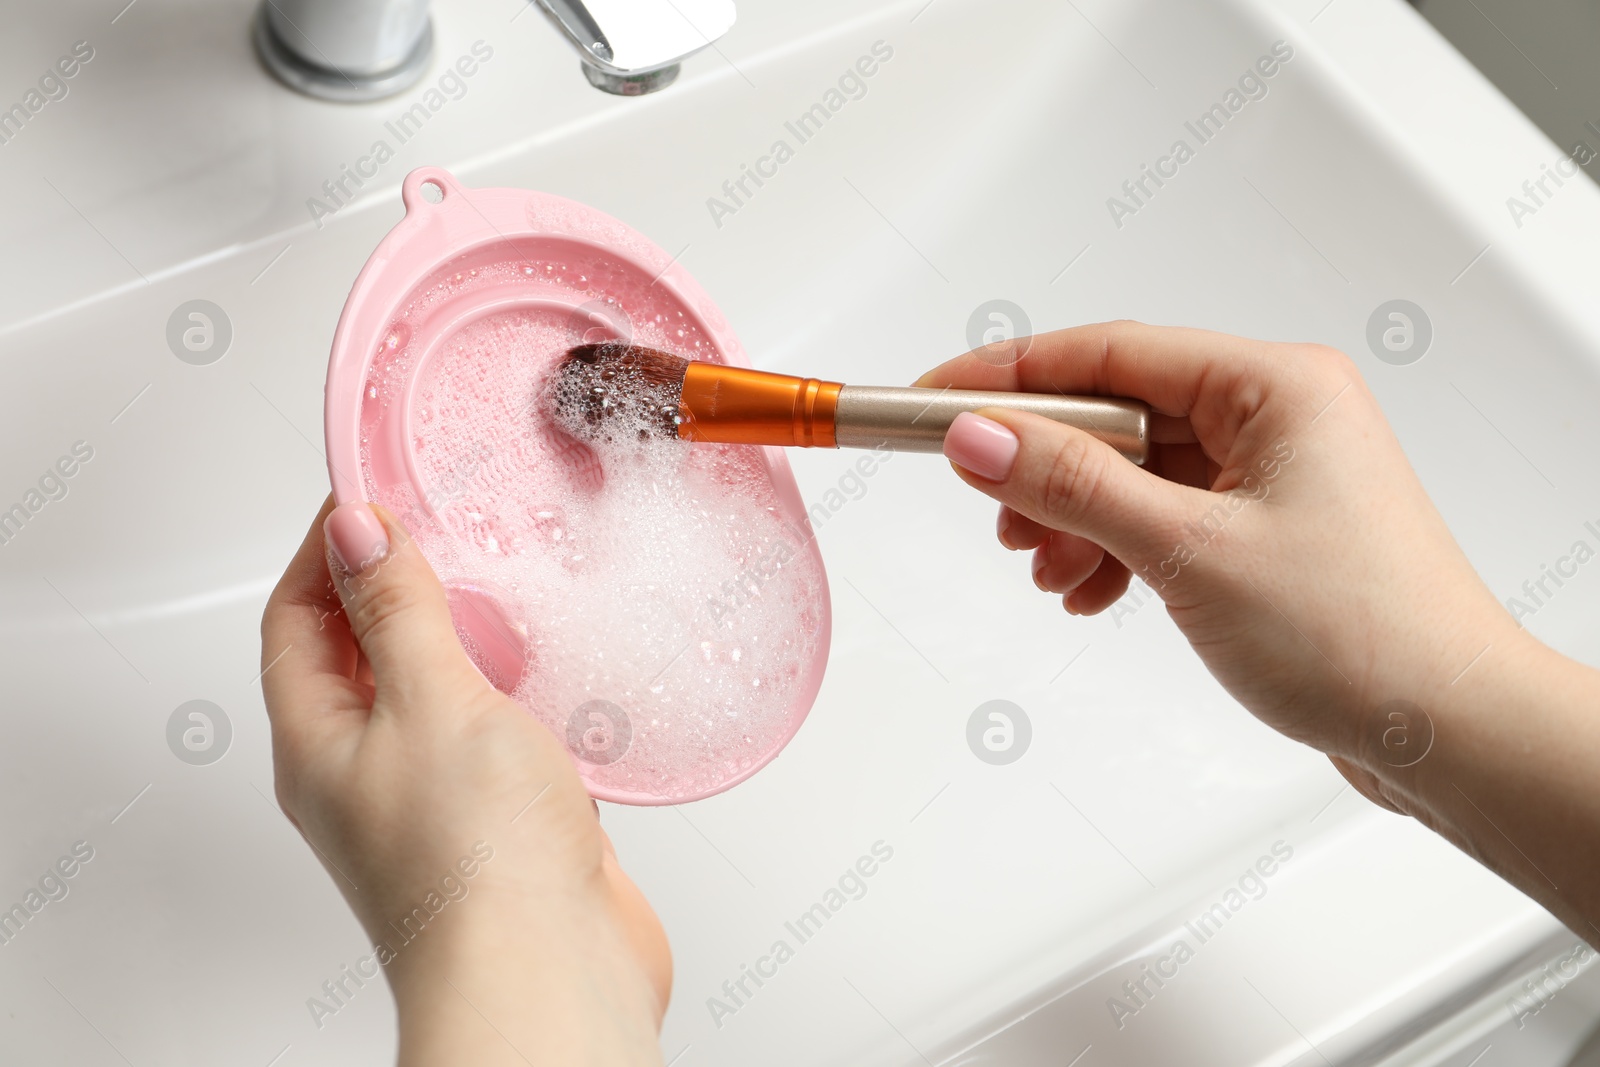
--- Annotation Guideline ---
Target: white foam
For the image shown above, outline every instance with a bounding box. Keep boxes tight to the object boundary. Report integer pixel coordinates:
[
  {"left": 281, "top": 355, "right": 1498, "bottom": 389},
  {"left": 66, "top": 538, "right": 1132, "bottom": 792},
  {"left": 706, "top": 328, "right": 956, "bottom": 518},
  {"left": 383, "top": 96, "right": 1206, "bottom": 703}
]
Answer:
[{"left": 361, "top": 255, "right": 825, "bottom": 800}]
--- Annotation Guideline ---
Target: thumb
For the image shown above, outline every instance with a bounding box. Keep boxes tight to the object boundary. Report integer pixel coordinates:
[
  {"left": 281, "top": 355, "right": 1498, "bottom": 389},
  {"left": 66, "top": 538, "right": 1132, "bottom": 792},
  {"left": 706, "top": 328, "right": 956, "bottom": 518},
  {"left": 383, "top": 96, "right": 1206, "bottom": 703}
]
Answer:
[
  {"left": 942, "top": 410, "right": 1200, "bottom": 567},
  {"left": 324, "top": 501, "right": 481, "bottom": 705}
]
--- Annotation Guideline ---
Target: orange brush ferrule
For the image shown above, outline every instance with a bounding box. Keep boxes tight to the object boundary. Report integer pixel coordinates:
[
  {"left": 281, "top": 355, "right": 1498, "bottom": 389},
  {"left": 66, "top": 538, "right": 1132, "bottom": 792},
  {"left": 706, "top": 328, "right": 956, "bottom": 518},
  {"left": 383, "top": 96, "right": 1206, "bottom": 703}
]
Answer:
[{"left": 678, "top": 362, "right": 844, "bottom": 448}]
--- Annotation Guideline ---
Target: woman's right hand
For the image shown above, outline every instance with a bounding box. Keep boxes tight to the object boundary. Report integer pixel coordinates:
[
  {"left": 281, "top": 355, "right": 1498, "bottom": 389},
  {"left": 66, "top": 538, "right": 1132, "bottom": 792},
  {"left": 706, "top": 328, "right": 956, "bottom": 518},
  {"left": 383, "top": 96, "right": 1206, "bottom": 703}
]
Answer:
[{"left": 918, "top": 321, "right": 1533, "bottom": 811}]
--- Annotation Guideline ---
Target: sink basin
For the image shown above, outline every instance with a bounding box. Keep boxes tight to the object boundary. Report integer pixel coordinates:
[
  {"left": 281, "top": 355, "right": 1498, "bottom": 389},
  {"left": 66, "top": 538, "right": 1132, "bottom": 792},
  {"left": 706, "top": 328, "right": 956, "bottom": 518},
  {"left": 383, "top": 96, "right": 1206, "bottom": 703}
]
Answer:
[{"left": 3, "top": 0, "right": 1600, "bottom": 1064}]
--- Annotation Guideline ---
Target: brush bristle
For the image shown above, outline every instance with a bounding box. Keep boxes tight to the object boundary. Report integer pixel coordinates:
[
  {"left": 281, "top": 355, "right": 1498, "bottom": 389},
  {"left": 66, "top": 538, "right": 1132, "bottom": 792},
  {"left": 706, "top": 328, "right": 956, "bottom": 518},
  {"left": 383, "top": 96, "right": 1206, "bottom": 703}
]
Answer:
[{"left": 551, "top": 343, "right": 690, "bottom": 443}]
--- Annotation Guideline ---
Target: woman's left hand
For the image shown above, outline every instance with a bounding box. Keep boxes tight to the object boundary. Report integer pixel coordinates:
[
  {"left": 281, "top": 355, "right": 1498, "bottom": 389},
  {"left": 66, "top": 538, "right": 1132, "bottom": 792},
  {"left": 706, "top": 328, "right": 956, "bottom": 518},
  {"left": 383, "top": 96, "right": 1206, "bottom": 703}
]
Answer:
[{"left": 261, "top": 496, "right": 670, "bottom": 1066}]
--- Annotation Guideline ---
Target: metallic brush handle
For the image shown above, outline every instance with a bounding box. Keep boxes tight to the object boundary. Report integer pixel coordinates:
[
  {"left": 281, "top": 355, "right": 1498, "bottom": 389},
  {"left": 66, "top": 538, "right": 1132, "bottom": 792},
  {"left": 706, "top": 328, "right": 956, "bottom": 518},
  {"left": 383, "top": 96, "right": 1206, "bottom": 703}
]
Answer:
[
  {"left": 835, "top": 386, "right": 1150, "bottom": 464},
  {"left": 674, "top": 364, "right": 1150, "bottom": 464}
]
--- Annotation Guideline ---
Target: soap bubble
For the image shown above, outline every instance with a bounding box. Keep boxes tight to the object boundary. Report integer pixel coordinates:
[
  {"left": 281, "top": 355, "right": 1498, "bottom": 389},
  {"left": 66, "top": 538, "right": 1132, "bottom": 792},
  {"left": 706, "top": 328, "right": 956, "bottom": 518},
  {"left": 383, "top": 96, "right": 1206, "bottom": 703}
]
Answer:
[
  {"left": 362, "top": 253, "right": 826, "bottom": 801},
  {"left": 565, "top": 298, "right": 633, "bottom": 348}
]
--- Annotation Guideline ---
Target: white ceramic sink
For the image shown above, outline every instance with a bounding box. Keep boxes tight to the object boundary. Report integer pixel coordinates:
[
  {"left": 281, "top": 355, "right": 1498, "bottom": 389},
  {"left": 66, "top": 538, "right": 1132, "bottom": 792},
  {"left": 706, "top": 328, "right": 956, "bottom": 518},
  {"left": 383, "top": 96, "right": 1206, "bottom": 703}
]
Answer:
[{"left": 4, "top": 0, "right": 1600, "bottom": 1064}]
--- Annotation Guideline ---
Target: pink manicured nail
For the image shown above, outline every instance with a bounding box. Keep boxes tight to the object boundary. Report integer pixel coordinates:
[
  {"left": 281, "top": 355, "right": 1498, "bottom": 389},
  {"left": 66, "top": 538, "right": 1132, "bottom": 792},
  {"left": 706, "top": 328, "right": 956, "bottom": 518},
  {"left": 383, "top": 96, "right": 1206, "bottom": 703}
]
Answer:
[
  {"left": 943, "top": 412, "right": 1018, "bottom": 481},
  {"left": 325, "top": 501, "right": 389, "bottom": 573}
]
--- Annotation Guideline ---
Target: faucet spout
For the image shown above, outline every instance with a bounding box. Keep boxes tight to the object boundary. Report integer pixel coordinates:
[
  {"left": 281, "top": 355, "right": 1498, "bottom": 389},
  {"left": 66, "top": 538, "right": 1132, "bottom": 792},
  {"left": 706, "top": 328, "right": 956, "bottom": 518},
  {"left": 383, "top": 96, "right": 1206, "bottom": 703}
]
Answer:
[
  {"left": 533, "top": 0, "right": 736, "bottom": 95},
  {"left": 254, "top": 0, "right": 735, "bottom": 102}
]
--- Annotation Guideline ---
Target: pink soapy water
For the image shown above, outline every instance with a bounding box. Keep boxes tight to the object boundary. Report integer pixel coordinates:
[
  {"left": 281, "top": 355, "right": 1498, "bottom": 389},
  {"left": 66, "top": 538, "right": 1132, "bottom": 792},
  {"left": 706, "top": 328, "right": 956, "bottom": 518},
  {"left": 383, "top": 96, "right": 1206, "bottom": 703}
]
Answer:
[{"left": 358, "top": 245, "right": 826, "bottom": 801}]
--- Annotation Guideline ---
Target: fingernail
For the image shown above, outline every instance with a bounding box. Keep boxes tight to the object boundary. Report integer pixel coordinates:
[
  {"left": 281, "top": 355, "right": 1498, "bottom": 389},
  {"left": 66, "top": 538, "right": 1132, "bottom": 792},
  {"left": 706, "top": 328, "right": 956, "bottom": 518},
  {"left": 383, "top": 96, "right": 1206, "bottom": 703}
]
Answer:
[
  {"left": 944, "top": 412, "right": 1018, "bottom": 481},
  {"left": 325, "top": 501, "right": 389, "bottom": 573},
  {"left": 997, "top": 507, "right": 1018, "bottom": 550},
  {"left": 1032, "top": 553, "right": 1050, "bottom": 592}
]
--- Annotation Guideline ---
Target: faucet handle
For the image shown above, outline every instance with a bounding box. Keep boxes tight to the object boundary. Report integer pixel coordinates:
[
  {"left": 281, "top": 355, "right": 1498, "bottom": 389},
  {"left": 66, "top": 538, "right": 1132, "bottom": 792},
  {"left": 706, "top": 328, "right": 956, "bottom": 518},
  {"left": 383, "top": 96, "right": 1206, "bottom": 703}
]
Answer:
[{"left": 534, "top": 0, "right": 736, "bottom": 94}]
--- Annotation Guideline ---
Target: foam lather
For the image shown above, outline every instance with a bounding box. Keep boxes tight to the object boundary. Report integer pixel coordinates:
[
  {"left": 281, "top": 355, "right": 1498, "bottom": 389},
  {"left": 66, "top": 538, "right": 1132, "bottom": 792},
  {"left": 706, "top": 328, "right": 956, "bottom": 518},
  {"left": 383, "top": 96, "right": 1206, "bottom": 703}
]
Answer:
[{"left": 323, "top": 167, "right": 830, "bottom": 805}]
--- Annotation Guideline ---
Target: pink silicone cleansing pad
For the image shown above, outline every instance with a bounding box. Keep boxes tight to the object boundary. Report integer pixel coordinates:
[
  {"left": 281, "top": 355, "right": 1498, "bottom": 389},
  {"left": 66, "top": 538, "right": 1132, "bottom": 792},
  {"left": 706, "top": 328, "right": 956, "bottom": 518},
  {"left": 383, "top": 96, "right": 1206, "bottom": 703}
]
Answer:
[{"left": 324, "top": 167, "right": 831, "bottom": 805}]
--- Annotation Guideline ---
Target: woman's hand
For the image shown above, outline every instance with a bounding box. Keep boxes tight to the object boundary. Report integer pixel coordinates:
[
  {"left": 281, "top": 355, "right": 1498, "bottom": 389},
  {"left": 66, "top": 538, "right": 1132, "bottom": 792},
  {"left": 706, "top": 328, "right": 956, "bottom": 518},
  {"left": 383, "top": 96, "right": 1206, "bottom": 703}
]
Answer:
[
  {"left": 261, "top": 497, "right": 669, "bottom": 1066},
  {"left": 920, "top": 322, "right": 1600, "bottom": 946},
  {"left": 924, "top": 321, "right": 1525, "bottom": 768}
]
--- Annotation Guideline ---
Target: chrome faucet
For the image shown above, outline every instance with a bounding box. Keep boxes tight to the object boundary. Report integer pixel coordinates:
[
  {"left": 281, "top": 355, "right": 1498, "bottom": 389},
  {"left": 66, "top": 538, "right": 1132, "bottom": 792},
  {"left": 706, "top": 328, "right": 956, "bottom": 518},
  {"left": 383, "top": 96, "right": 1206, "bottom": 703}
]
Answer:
[{"left": 253, "top": 0, "right": 735, "bottom": 101}]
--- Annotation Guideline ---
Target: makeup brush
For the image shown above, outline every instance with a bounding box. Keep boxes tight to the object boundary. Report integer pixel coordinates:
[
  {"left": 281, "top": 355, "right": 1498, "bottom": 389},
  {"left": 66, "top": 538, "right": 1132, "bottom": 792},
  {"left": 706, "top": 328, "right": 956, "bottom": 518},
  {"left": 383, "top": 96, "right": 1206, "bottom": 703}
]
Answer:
[{"left": 552, "top": 343, "right": 1150, "bottom": 464}]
